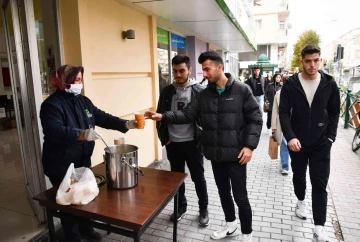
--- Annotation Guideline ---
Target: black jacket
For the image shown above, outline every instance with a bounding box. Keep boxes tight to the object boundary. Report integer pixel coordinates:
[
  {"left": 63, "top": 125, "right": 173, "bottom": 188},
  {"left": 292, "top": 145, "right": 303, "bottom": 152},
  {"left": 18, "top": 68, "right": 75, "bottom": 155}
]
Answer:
[
  {"left": 279, "top": 72, "right": 340, "bottom": 147},
  {"left": 162, "top": 74, "right": 263, "bottom": 162},
  {"left": 156, "top": 82, "right": 205, "bottom": 147},
  {"left": 245, "top": 75, "right": 265, "bottom": 96},
  {"left": 40, "top": 89, "right": 128, "bottom": 181},
  {"left": 265, "top": 82, "right": 283, "bottom": 111}
]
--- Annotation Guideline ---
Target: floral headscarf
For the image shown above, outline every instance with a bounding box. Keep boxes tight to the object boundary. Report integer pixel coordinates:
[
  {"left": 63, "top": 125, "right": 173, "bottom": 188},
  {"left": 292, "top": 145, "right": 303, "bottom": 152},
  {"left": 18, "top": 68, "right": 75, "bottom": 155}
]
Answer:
[{"left": 51, "top": 65, "right": 84, "bottom": 90}]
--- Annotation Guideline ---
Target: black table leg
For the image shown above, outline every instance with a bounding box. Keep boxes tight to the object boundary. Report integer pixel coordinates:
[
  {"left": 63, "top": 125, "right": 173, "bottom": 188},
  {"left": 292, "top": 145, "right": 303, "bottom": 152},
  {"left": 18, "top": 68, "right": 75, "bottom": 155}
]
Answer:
[
  {"left": 173, "top": 190, "right": 179, "bottom": 242},
  {"left": 134, "top": 231, "right": 140, "bottom": 242},
  {"left": 107, "top": 223, "right": 111, "bottom": 235},
  {"left": 46, "top": 209, "right": 56, "bottom": 242}
]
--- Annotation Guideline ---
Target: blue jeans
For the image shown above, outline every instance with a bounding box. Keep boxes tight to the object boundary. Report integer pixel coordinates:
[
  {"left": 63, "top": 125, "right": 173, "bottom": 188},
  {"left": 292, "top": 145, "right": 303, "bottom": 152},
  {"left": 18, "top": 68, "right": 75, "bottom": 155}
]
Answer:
[
  {"left": 255, "top": 95, "right": 264, "bottom": 114},
  {"left": 280, "top": 136, "right": 290, "bottom": 170}
]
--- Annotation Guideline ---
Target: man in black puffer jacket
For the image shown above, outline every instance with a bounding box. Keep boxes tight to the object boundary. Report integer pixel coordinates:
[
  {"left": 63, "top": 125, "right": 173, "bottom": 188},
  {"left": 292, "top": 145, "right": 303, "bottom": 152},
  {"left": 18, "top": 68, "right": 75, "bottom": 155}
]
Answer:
[{"left": 146, "top": 51, "right": 262, "bottom": 241}]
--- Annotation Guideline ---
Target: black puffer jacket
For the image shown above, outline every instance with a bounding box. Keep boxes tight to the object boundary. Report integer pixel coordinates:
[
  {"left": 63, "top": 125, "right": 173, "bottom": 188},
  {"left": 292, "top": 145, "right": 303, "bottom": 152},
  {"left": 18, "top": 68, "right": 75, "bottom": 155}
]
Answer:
[
  {"left": 163, "top": 74, "right": 263, "bottom": 162},
  {"left": 279, "top": 72, "right": 340, "bottom": 147},
  {"left": 156, "top": 82, "right": 205, "bottom": 147}
]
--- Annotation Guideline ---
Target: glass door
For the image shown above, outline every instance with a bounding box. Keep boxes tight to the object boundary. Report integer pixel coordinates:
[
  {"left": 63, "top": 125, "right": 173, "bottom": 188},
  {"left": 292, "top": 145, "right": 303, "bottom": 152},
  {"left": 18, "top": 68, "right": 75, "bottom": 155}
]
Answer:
[{"left": 2, "top": 0, "right": 45, "bottom": 223}]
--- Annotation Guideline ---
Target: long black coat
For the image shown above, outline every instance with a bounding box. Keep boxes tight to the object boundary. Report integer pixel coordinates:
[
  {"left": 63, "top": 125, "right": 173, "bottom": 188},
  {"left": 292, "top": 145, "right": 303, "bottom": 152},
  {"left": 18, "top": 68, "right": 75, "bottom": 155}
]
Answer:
[
  {"left": 163, "top": 74, "right": 263, "bottom": 162},
  {"left": 265, "top": 82, "right": 283, "bottom": 111}
]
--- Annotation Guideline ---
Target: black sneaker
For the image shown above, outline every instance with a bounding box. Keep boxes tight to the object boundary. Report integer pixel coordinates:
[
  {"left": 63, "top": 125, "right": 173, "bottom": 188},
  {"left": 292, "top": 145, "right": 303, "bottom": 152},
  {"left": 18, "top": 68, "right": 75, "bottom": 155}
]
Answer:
[
  {"left": 170, "top": 207, "right": 187, "bottom": 221},
  {"left": 198, "top": 209, "right": 210, "bottom": 227}
]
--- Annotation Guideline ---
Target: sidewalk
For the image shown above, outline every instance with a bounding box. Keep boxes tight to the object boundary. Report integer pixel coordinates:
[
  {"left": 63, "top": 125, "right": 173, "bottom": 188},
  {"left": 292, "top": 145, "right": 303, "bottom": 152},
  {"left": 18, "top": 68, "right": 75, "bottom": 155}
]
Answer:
[
  {"left": 328, "top": 121, "right": 360, "bottom": 242},
  {"left": 98, "top": 120, "right": 359, "bottom": 242}
]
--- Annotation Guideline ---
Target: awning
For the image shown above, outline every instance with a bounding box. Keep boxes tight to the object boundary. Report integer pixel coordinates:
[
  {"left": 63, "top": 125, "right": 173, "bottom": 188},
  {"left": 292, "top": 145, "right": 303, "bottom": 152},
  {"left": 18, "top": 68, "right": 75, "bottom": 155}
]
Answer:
[{"left": 126, "top": 0, "right": 256, "bottom": 52}]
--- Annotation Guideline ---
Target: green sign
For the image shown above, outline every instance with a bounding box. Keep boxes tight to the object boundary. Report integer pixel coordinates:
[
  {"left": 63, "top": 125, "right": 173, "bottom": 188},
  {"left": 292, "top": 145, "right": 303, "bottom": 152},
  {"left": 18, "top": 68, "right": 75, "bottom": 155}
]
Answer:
[{"left": 157, "top": 28, "right": 169, "bottom": 45}]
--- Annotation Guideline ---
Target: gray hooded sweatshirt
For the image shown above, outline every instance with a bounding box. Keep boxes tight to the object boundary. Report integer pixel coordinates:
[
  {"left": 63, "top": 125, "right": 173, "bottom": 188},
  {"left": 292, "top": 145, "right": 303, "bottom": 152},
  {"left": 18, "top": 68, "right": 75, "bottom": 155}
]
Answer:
[{"left": 168, "top": 79, "right": 197, "bottom": 142}]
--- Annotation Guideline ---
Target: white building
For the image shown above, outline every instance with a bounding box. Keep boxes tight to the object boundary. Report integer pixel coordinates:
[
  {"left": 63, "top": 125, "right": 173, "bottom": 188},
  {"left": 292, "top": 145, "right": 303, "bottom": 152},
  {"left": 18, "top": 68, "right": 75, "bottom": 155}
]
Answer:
[{"left": 238, "top": 0, "right": 290, "bottom": 74}]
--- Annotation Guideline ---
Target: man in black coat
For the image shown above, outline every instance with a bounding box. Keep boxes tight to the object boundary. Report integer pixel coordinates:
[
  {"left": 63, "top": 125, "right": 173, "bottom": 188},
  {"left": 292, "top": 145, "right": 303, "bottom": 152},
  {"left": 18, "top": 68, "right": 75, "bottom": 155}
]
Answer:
[
  {"left": 245, "top": 66, "right": 265, "bottom": 113},
  {"left": 279, "top": 45, "right": 340, "bottom": 242},
  {"left": 156, "top": 55, "right": 209, "bottom": 226},
  {"left": 146, "top": 51, "right": 263, "bottom": 241}
]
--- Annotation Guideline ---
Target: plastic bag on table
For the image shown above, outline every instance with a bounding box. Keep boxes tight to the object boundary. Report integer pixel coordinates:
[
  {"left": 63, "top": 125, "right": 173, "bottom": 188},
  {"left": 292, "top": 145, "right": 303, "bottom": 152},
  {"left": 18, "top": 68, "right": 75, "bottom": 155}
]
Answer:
[{"left": 56, "top": 163, "right": 99, "bottom": 205}]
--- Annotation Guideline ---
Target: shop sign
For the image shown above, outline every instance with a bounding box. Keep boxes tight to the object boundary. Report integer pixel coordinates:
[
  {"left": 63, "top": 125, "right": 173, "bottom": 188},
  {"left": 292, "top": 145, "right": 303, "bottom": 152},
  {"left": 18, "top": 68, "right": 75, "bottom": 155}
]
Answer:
[
  {"left": 157, "top": 28, "right": 169, "bottom": 45},
  {"left": 171, "top": 33, "right": 186, "bottom": 49}
]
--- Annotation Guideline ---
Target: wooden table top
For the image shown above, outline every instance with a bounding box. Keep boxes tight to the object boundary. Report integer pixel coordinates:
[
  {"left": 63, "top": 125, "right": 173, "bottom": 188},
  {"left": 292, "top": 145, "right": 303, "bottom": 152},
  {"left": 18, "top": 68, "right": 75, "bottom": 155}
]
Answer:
[{"left": 33, "top": 163, "right": 187, "bottom": 231}]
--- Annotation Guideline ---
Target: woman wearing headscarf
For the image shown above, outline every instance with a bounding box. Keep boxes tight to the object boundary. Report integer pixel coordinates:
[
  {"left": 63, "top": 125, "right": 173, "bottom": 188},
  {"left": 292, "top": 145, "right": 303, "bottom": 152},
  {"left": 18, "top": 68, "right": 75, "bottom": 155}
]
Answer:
[
  {"left": 264, "top": 73, "right": 283, "bottom": 130},
  {"left": 40, "top": 65, "right": 138, "bottom": 242}
]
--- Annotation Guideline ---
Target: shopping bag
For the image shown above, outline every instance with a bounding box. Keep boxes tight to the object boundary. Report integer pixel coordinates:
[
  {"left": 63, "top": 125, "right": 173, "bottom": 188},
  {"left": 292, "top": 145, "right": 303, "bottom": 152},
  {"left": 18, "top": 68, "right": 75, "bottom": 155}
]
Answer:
[
  {"left": 263, "top": 102, "right": 268, "bottom": 113},
  {"left": 268, "top": 136, "right": 278, "bottom": 159},
  {"left": 56, "top": 163, "right": 99, "bottom": 205}
]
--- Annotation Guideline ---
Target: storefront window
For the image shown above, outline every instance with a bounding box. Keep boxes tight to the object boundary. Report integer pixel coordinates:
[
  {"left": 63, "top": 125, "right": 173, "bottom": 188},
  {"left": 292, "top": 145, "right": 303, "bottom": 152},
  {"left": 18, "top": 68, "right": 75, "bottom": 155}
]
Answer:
[
  {"left": 157, "top": 28, "right": 170, "bottom": 91},
  {"left": 33, "top": 0, "right": 61, "bottom": 99},
  {"left": 157, "top": 28, "right": 187, "bottom": 91}
]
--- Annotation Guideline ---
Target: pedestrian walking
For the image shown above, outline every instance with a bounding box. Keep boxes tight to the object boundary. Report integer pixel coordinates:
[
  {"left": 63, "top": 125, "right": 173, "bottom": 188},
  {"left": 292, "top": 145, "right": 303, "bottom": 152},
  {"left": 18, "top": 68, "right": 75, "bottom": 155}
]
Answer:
[
  {"left": 245, "top": 66, "right": 265, "bottom": 113},
  {"left": 279, "top": 44, "right": 340, "bottom": 242},
  {"left": 146, "top": 51, "right": 262, "bottom": 242},
  {"left": 156, "top": 55, "right": 209, "bottom": 226},
  {"left": 265, "top": 74, "right": 272, "bottom": 91},
  {"left": 264, "top": 73, "right": 283, "bottom": 129},
  {"left": 271, "top": 89, "right": 290, "bottom": 175}
]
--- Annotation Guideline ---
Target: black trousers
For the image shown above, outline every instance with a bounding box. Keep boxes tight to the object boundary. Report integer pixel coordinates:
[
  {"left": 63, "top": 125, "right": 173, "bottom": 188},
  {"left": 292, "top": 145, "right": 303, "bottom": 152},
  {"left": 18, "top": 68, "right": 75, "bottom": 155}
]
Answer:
[
  {"left": 211, "top": 161, "right": 252, "bottom": 234},
  {"left": 289, "top": 137, "right": 332, "bottom": 226},
  {"left": 266, "top": 111, "right": 272, "bottom": 130},
  {"left": 166, "top": 140, "right": 208, "bottom": 211},
  {"left": 48, "top": 176, "right": 94, "bottom": 241}
]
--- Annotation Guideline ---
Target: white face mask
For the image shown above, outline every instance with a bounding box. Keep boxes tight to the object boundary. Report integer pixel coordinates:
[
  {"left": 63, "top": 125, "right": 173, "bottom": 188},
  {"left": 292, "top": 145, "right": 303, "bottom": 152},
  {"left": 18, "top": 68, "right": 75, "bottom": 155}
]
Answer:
[{"left": 65, "top": 84, "right": 83, "bottom": 95}]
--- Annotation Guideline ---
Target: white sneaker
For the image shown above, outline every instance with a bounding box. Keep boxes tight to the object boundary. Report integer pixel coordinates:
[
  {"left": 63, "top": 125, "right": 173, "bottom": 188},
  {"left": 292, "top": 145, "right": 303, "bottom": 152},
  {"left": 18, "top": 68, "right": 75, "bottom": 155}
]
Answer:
[
  {"left": 313, "top": 226, "right": 330, "bottom": 242},
  {"left": 242, "top": 233, "right": 252, "bottom": 242},
  {"left": 281, "top": 169, "right": 289, "bottom": 175},
  {"left": 295, "top": 200, "right": 308, "bottom": 219},
  {"left": 210, "top": 221, "right": 240, "bottom": 240}
]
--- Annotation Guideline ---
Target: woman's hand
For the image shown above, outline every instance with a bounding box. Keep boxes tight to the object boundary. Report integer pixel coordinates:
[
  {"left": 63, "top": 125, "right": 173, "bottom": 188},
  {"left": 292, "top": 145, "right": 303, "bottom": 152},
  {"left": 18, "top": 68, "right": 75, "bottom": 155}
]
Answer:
[
  {"left": 79, "top": 129, "right": 102, "bottom": 141},
  {"left": 126, "top": 120, "right": 138, "bottom": 129}
]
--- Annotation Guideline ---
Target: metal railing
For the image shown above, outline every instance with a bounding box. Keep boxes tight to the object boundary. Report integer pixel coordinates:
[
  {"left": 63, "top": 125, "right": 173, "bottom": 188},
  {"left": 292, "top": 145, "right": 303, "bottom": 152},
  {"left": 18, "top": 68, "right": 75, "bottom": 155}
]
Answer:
[{"left": 340, "top": 88, "right": 360, "bottom": 128}]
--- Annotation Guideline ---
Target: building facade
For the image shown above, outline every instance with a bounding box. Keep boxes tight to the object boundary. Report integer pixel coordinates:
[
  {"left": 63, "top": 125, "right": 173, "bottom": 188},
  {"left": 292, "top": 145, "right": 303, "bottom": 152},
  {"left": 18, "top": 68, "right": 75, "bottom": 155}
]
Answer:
[
  {"left": 0, "top": 0, "right": 256, "bottom": 240},
  {"left": 321, "top": 28, "right": 360, "bottom": 87},
  {"left": 238, "top": 0, "right": 290, "bottom": 76}
]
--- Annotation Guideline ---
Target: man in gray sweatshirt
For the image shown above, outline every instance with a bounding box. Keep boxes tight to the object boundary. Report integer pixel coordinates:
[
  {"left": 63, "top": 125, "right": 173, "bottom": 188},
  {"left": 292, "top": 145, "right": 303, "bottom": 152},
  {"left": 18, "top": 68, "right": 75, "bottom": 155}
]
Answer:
[{"left": 156, "top": 55, "right": 209, "bottom": 226}]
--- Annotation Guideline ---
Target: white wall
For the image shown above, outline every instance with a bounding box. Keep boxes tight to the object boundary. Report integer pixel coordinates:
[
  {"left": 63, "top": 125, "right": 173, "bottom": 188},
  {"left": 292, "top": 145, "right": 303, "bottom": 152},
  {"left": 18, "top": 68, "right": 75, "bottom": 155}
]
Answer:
[
  {"left": 253, "top": 0, "right": 289, "bottom": 45},
  {"left": 270, "top": 44, "right": 278, "bottom": 62}
]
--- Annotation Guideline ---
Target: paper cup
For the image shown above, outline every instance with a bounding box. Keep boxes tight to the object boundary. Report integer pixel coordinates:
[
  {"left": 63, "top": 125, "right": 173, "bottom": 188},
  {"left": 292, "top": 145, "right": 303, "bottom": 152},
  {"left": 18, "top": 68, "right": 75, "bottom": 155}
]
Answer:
[{"left": 114, "top": 137, "right": 125, "bottom": 145}]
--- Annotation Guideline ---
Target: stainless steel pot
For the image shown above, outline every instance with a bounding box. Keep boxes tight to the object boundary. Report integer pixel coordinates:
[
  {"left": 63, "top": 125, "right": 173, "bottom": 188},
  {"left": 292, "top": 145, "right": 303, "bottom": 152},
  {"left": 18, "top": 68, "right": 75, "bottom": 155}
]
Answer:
[{"left": 104, "top": 144, "right": 144, "bottom": 189}]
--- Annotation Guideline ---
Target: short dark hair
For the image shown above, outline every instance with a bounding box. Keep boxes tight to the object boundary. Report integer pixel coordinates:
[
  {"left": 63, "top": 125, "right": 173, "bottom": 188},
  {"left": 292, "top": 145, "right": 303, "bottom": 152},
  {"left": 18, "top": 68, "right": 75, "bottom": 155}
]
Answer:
[
  {"left": 172, "top": 55, "right": 191, "bottom": 69},
  {"left": 301, "top": 44, "right": 321, "bottom": 58},
  {"left": 253, "top": 66, "right": 260, "bottom": 70},
  {"left": 198, "top": 51, "right": 224, "bottom": 66}
]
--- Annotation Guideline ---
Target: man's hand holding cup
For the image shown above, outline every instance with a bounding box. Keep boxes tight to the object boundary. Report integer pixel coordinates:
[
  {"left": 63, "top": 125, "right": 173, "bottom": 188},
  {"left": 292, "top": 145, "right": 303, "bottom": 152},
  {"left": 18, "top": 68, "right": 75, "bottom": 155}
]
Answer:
[{"left": 145, "top": 111, "right": 163, "bottom": 121}]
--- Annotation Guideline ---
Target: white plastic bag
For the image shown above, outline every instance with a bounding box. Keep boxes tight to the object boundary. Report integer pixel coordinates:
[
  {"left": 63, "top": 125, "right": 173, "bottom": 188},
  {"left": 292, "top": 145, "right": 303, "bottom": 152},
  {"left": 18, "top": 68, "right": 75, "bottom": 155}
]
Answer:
[{"left": 56, "top": 163, "right": 99, "bottom": 205}]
